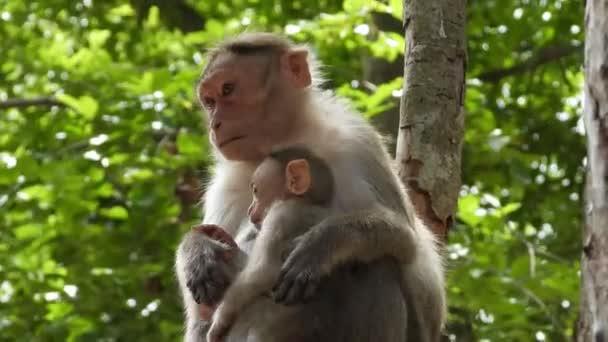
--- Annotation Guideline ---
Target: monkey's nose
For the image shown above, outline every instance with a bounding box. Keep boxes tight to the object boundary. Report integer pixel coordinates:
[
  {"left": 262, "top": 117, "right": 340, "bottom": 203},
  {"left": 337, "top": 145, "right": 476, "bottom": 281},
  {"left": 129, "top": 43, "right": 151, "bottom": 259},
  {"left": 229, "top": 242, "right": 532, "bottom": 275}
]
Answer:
[{"left": 212, "top": 120, "right": 221, "bottom": 130}]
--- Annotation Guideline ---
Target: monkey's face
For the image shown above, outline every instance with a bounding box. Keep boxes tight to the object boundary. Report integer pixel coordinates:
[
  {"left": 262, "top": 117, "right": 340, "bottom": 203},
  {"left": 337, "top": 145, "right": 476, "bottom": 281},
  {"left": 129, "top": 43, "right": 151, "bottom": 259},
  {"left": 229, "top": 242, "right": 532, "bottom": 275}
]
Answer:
[
  {"left": 198, "top": 51, "right": 309, "bottom": 162},
  {"left": 248, "top": 160, "right": 285, "bottom": 227}
]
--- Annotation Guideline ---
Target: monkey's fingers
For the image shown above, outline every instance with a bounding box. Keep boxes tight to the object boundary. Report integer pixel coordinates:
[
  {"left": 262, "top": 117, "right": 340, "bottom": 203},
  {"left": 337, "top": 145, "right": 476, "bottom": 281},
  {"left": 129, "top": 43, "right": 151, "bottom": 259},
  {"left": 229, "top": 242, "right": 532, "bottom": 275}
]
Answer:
[
  {"left": 302, "top": 280, "right": 319, "bottom": 302},
  {"left": 220, "top": 248, "right": 237, "bottom": 262},
  {"left": 192, "top": 224, "right": 222, "bottom": 236},
  {"left": 207, "top": 326, "right": 221, "bottom": 342},
  {"left": 281, "top": 275, "right": 307, "bottom": 305},
  {"left": 187, "top": 258, "right": 231, "bottom": 306},
  {"left": 207, "top": 320, "right": 231, "bottom": 342},
  {"left": 204, "top": 282, "right": 223, "bottom": 305},
  {"left": 201, "top": 267, "right": 228, "bottom": 304},
  {"left": 193, "top": 225, "right": 238, "bottom": 248},
  {"left": 211, "top": 232, "right": 239, "bottom": 249},
  {"left": 285, "top": 273, "right": 320, "bottom": 305},
  {"left": 187, "top": 278, "right": 208, "bottom": 305},
  {"left": 271, "top": 273, "right": 293, "bottom": 304},
  {"left": 272, "top": 271, "right": 308, "bottom": 305}
]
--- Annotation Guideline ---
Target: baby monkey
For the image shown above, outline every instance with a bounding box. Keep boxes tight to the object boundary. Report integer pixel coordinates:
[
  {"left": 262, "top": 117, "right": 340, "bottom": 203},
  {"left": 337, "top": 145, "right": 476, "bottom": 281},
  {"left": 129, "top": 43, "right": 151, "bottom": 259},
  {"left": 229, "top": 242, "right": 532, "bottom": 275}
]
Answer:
[{"left": 207, "top": 146, "right": 335, "bottom": 342}]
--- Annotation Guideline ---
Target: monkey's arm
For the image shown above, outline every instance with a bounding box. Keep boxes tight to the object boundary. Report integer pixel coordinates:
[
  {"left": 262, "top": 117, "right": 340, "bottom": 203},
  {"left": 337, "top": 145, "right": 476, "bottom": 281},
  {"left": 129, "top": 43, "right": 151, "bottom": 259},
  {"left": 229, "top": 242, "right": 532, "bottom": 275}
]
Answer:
[
  {"left": 175, "top": 163, "right": 252, "bottom": 318},
  {"left": 219, "top": 200, "right": 329, "bottom": 308},
  {"left": 272, "top": 204, "right": 418, "bottom": 304},
  {"left": 176, "top": 228, "right": 247, "bottom": 305},
  {"left": 208, "top": 201, "right": 326, "bottom": 342},
  {"left": 207, "top": 251, "right": 281, "bottom": 342},
  {"left": 175, "top": 226, "right": 249, "bottom": 342}
]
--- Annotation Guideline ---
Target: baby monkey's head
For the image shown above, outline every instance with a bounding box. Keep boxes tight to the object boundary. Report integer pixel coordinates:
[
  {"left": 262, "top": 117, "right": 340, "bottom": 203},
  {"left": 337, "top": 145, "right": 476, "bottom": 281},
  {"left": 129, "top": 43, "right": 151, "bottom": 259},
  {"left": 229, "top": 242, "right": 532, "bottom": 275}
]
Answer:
[{"left": 247, "top": 146, "right": 334, "bottom": 226}]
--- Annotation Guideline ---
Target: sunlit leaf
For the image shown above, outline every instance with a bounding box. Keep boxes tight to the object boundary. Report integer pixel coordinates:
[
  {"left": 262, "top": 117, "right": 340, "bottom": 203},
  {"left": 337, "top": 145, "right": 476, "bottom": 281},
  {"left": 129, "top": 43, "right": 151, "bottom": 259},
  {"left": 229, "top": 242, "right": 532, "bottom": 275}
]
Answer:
[
  {"left": 57, "top": 94, "right": 99, "bottom": 120},
  {"left": 100, "top": 206, "right": 129, "bottom": 220}
]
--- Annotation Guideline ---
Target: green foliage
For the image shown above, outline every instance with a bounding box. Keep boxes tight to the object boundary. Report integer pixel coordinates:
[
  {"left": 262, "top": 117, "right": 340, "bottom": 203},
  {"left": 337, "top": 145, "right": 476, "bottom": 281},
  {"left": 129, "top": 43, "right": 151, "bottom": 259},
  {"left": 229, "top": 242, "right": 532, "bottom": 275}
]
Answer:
[{"left": 0, "top": 0, "right": 584, "bottom": 340}]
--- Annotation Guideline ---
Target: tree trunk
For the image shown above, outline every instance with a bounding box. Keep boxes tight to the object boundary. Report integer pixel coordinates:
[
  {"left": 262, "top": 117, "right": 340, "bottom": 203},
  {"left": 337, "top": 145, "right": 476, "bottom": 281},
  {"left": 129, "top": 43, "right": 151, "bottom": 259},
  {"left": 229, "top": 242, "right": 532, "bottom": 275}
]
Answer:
[
  {"left": 577, "top": 0, "right": 608, "bottom": 340},
  {"left": 396, "top": 0, "right": 466, "bottom": 240}
]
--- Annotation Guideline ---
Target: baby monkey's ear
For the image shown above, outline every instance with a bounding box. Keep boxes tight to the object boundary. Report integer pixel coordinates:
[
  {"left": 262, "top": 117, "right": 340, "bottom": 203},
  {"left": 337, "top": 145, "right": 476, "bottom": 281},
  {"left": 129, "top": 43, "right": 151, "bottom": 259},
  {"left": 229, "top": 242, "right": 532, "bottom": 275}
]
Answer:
[{"left": 285, "top": 159, "right": 311, "bottom": 195}]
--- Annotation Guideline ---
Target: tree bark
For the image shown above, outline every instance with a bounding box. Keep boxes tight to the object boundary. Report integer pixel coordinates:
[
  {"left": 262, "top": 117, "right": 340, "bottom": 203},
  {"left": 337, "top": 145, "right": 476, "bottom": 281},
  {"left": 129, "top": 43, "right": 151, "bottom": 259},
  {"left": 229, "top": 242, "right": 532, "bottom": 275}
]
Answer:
[
  {"left": 577, "top": 0, "right": 608, "bottom": 340},
  {"left": 396, "top": 0, "right": 466, "bottom": 240}
]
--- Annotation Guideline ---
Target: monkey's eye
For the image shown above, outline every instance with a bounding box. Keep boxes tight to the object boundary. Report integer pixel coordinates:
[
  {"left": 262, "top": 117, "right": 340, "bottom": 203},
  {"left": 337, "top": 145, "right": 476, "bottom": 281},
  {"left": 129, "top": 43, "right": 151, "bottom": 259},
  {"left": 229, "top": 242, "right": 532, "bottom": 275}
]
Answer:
[
  {"left": 221, "top": 83, "right": 235, "bottom": 96},
  {"left": 202, "top": 97, "right": 215, "bottom": 108}
]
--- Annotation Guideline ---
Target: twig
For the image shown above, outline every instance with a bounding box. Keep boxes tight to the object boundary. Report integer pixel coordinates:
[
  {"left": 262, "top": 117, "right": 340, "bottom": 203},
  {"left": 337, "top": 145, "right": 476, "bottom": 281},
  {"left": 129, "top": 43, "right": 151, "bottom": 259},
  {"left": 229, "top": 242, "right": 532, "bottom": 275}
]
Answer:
[
  {"left": 0, "top": 97, "right": 64, "bottom": 110},
  {"left": 477, "top": 45, "right": 581, "bottom": 83}
]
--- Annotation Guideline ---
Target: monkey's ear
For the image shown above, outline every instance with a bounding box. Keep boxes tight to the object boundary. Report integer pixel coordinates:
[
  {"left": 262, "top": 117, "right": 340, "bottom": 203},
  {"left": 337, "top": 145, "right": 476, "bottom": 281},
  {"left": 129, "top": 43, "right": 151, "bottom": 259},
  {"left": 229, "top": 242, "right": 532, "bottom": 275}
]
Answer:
[
  {"left": 281, "top": 48, "right": 312, "bottom": 88},
  {"left": 285, "top": 159, "right": 311, "bottom": 195}
]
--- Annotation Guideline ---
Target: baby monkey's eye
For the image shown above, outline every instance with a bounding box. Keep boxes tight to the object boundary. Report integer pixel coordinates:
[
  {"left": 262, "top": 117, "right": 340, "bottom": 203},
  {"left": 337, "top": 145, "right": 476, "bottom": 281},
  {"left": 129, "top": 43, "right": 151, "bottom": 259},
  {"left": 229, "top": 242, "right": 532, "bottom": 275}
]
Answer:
[{"left": 222, "top": 83, "right": 235, "bottom": 96}]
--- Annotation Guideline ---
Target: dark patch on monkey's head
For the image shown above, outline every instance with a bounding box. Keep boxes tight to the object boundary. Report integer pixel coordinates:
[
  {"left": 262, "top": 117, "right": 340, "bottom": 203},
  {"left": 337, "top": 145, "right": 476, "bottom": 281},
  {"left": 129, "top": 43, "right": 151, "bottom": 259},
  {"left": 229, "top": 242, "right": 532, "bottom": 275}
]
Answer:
[
  {"left": 207, "top": 33, "right": 292, "bottom": 59},
  {"left": 268, "top": 146, "right": 334, "bottom": 207},
  {"left": 226, "top": 44, "right": 276, "bottom": 55},
  {"left": 199, "top": 33, "right": 294, "bottom": 89}
]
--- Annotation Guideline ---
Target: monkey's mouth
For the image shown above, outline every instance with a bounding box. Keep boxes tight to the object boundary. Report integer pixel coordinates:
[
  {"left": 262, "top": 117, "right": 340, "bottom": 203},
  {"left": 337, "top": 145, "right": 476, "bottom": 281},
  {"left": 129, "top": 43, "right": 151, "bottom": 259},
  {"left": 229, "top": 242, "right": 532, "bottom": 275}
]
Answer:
[{"left": 219, "top": 135, "right": 246, "bottom": 148}]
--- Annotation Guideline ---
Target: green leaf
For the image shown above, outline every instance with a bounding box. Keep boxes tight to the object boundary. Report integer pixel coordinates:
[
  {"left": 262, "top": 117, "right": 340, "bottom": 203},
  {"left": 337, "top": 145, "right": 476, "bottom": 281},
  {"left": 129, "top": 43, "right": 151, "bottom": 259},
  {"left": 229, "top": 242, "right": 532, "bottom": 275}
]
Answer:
[
  {"left": 145, "top": 6, "right": 160, "bottom": 28},
  {"left": 177, "top": 130, "right": 205, "bottom": 159},
  {"left": 389, "top": 0, "right": 402, "bottom": 19},
  {"left": 458, "top": 194, "right": 481, "bottom": 226},
  {"left": 57, "top": 94, "right": 99, "bottom": 120},
  {"left": 19, "top": 184, "right": 53, "bottom": 202},
  {"left": 45, "top": 302, "right": 74, "bottom": 321},
  {"left": 87, "top": 29, "right": 111, "bottom": 48},
  {"left": 100, "top": 206, "right": 129, "bottom": 220},
  {"left": 109, "top": 3, "right": 135, "bottom": 17},
  {"left": 14, "top": 224, "right": 43, "bottom": 240},
  {"left": 66, "top": 317, "right": 95, "bottom": 342},
  {"left": 497, "top": 202, "right": 522, "bottom": 217}
]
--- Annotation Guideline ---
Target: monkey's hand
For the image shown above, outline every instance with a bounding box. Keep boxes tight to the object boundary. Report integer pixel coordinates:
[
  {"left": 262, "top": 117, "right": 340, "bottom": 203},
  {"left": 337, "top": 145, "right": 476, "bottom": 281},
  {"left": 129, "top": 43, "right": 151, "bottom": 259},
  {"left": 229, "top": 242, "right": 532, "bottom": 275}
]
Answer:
[
  {"left": 272, "top": 231, "right": 329, "bottom": 305},
  {"left": 274, "top": 207, "right": 418, "bottom": 305},
  {"left": 206, "top": 304, "right": 236, "bottom": 342},
  {"left": 179, "top": 224, "right": 243, "bottom": 307},
  {"left": 207, "top": 321, "right": 231, "bottom": 342}
]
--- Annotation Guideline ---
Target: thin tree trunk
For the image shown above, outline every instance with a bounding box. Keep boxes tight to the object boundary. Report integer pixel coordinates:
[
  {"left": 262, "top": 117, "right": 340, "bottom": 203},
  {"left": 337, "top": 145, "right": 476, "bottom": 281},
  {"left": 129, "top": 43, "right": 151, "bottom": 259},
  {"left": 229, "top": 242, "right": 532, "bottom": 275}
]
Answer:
[
  {"left": 396, "top": 0, "right": 466, "bottom": 240},
  {"left": 577, "top": 0, "right": 608, "bottom": 340}
]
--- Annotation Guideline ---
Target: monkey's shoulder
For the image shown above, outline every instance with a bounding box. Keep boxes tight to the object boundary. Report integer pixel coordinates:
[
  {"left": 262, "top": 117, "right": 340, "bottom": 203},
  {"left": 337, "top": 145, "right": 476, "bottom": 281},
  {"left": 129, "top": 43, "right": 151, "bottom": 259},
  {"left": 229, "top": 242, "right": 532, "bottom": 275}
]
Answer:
[{"left": 266, "top": 200, "right": 330, "bottom": 224}]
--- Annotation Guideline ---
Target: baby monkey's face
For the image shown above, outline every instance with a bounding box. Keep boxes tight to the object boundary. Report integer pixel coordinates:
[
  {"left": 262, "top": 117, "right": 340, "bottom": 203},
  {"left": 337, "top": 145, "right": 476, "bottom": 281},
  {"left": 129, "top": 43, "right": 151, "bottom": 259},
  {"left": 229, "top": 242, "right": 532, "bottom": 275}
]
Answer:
[
  {"left": 248, "top": 156, "right": 312, "bottom": 228},
  {"left": 248, "top": 160, "right": 286, "bottom": 227}
]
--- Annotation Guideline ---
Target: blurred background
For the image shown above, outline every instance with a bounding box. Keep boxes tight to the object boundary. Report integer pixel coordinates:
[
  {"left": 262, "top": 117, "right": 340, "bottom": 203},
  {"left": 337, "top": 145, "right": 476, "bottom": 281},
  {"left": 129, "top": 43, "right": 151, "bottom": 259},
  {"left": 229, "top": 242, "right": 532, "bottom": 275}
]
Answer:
[{"left": 0, "top": 0, "right": 585, "bottom": 340}]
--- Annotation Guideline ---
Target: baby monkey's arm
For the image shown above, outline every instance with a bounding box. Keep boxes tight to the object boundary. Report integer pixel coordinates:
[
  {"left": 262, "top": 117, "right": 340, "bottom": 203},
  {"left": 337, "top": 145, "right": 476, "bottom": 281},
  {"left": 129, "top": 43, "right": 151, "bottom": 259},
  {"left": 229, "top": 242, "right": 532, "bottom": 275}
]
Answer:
[
  {"left": 207, "top": 201, "right": 330, "bottom": 342},
  {"left": 273, "top": 204, "right": 419, "bottom": 304}
]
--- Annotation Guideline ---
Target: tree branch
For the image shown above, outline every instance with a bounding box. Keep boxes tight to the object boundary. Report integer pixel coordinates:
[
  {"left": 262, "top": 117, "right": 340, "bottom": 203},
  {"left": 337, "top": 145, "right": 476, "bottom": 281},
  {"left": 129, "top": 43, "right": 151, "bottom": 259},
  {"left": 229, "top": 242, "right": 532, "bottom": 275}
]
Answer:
[
  {"left": 477, "top": 44, "right": 581, "bottom": 83},
  {"left": 131, "top": 0, "right": 205, "bottom": 33},
  {"left": 0, "top": 97, "right": 64, "bottom": 110}
]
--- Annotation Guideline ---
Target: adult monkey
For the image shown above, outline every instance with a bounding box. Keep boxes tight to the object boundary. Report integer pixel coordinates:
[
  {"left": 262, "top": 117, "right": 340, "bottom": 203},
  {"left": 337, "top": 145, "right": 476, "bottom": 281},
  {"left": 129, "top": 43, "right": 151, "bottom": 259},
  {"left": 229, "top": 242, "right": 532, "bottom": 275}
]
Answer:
[{"left": 175, "top": 33, "right": 445, "bottom": 341}]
